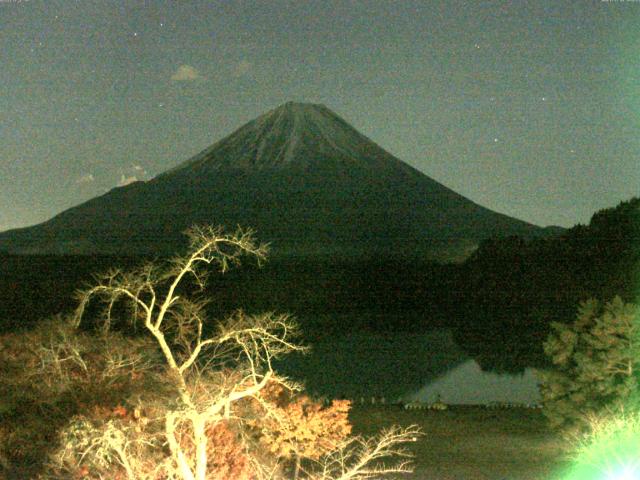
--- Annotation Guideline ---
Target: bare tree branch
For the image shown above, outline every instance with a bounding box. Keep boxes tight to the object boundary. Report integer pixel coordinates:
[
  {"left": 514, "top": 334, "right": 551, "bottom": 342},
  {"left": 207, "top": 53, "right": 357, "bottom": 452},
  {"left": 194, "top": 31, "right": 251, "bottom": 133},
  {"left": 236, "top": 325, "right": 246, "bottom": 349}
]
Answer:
[
  {"left": 306, "top": 425, "right": 423, "bottom": 480},
  {"left": 50, "top": 225, "right": 419, "bottom": 480}
]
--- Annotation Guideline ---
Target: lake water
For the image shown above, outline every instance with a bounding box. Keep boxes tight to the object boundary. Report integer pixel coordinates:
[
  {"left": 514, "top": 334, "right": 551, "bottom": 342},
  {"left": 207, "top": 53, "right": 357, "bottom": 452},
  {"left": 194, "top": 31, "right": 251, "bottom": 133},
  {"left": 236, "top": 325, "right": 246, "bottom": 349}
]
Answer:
[
  {"left": 408, "top": 359, "right": 541, "bottom": 405},
  {"left": 276, "top": 328, "right": 542, "bottom": 404}
]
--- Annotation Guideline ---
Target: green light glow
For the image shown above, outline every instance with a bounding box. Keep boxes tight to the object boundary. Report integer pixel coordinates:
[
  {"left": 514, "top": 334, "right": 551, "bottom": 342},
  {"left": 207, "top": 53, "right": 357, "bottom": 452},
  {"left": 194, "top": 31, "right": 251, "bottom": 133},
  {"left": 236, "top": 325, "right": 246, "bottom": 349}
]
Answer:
[
  {"left": 554, "top": 291, "right": 640, "bottom": 480},
  {"left": 557, "top": 412, "right": 640, "bottom": 480},
  {"left": 607, "top": 464, "right": 640, "bottom": 480}
]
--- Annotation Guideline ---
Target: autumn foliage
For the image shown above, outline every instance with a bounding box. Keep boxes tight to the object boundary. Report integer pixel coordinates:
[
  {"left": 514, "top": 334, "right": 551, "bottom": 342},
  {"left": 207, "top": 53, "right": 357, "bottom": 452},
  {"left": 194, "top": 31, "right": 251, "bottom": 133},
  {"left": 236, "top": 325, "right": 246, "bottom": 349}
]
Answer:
[
  {"left": 247, "top": 381, "right": 352, "bottom": 467},
  {"left": 174, "top": 420, "right": 253, "bottom": 480}
]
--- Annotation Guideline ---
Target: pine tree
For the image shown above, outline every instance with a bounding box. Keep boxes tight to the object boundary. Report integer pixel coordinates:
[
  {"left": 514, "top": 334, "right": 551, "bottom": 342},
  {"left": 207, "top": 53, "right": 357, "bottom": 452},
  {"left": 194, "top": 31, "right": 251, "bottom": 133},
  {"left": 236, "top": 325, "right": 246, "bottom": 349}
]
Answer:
[{"left": 537, "top": 296, "right": 640, "bottom": 434}]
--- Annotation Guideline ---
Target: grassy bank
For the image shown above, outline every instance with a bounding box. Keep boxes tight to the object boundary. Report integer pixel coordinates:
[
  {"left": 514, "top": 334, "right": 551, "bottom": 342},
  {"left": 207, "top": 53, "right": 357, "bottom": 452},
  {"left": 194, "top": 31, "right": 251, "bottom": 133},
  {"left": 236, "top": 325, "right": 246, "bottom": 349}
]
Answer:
[{"left": 349, "top": 404, "right": 571, "bottom": 480}]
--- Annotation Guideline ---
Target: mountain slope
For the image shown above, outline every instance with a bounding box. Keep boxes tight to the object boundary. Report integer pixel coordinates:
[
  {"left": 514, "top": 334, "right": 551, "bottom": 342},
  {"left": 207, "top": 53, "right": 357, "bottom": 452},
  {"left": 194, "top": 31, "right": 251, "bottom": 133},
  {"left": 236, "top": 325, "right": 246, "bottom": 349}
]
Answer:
[{"left": 0, "top": 102, "right": 557, "bottom": 259}]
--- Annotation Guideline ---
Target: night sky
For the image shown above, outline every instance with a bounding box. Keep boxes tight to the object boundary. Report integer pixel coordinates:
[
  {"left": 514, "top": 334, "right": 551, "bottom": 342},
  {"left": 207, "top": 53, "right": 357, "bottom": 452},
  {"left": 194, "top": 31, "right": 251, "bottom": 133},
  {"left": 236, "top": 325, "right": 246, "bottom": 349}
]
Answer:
[{"left": 2, "top": 0, "right": 638, "bottom": 232}]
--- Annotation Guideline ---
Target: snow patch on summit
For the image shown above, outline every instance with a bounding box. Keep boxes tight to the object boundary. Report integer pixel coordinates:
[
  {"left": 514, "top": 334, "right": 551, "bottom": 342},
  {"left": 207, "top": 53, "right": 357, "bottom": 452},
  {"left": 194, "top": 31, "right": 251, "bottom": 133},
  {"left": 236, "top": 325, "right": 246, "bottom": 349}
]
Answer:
[
  {"left": 248, "top": 102, "right": 366, "bottom": 166},
  {"left": 162, "top": 101, "right": 406, "bottom": 175}
]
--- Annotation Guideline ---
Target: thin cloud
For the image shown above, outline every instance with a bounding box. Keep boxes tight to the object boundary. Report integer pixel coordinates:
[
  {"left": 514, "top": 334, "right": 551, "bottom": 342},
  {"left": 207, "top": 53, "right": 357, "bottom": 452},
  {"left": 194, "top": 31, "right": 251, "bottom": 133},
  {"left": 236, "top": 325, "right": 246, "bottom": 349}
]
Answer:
[
  {"left": 233, "top": 60, "right": 252, "bottom": 77},
  {"left": 132, "top": 164, "right": 147, "bottom": 176},
  {"left": 171, "top": 64, "right": 204, "bottom": 82},
  {"left": 76, "top": 173, "right": 95, "bottom": 184}
]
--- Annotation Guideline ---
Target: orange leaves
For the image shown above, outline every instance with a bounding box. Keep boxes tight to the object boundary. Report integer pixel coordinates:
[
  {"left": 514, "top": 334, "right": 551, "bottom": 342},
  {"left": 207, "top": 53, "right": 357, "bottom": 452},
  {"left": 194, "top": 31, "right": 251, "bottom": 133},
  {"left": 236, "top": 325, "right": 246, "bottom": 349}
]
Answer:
[
  {"left": 205, "top": 422, "right": 254, "bottom": 480},
  {"left": 76, "top": 464, "right": 90, "bottom": 478},
  {"left": 175, "top": 420, "right": 254, "bottom": 480},
  {"left": 112, "top": 404, "right": 128, "bottom": 418},
  {"left": 87, "top": 403, "right": 130, "bottom": 420},
  {"left": 248, "top": 382, "right": 352, "bottom": 461}
]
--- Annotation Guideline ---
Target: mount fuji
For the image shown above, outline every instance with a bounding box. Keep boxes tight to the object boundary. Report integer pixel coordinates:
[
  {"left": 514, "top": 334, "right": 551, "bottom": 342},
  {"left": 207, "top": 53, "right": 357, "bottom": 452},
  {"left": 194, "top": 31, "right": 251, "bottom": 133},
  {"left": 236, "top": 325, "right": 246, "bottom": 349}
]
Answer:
[{"left": 0, "top": 102, "right": 557, "bottom": 259}]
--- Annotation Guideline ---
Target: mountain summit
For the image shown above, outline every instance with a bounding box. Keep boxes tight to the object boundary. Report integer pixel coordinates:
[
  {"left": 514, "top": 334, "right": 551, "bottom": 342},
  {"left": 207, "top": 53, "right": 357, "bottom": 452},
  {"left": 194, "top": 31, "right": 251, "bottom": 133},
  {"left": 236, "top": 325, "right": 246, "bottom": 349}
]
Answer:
[
  {"left": 0, "top": 102, "right": 555, "bottom": 259},
  {"left": 164, "top": 101, "right": 414, "bottom": 174}
]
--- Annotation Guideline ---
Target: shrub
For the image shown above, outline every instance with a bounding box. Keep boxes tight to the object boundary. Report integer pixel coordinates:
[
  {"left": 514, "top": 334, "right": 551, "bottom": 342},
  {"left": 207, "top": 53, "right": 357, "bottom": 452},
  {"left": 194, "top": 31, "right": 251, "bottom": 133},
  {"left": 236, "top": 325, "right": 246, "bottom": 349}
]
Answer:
[
  {"left": 244, "top": 381, "right": 352, "bottom": 477},
  {"left": 0, "top": 318, "right": 162, "bottom": 477}
]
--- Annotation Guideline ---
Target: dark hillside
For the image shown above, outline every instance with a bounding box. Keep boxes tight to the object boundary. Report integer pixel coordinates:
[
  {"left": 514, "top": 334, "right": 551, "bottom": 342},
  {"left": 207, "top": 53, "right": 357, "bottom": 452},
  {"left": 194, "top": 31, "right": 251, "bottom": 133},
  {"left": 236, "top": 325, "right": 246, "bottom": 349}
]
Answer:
[{"left": 454, "top": 197, "right": 640, "bottom": 372}]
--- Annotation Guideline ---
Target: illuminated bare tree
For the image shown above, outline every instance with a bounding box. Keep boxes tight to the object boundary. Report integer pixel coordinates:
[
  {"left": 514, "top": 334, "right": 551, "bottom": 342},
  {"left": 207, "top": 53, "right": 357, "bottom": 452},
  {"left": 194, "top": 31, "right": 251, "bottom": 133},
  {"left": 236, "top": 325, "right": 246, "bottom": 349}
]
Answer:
[
  {"left": 70, "top": 226, "right": 300, "bottom": 479},
  {"left": 49, "top": 225, "right": 422, "bottom": 480}
]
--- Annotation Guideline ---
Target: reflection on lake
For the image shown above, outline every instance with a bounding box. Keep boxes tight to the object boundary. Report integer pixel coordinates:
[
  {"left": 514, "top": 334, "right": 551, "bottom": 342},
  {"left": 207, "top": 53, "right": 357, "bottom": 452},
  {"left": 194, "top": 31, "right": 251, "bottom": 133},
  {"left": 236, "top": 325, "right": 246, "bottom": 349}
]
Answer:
[
  {"left": 276, "top": 327, "right": 541, "bottom": 404},
  {"left": 408, "top": 359, "right": 541, "bottom": 405}
]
